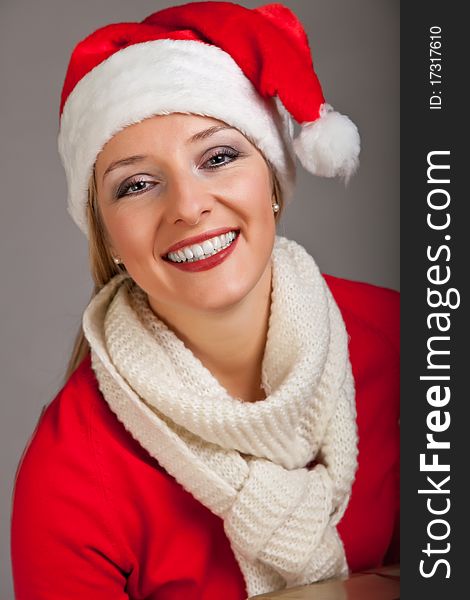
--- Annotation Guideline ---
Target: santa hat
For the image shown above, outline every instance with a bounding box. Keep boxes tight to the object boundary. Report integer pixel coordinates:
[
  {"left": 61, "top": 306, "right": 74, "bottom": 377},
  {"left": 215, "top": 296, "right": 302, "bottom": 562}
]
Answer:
[{"left": 58, "top": 1, "right": 360, "bottom": 236}]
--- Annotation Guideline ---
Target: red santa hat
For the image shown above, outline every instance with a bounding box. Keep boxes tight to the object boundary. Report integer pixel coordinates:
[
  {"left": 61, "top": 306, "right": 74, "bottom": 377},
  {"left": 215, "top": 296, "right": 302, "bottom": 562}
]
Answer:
[{"left": 58, "top": 1, "right": 360, "bottom": 236}]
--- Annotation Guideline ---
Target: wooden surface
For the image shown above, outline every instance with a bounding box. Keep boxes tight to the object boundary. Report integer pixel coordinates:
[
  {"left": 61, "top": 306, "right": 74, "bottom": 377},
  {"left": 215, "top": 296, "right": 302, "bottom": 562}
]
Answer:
[{"left": 249, "top": 565, "right": 399, "bottom": 599}]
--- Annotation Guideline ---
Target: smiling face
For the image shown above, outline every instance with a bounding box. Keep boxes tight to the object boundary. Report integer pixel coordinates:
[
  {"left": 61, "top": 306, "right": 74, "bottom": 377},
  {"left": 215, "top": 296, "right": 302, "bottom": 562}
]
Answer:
[{"left": 94, "top": 113, "right": 277, "bottom": 319}]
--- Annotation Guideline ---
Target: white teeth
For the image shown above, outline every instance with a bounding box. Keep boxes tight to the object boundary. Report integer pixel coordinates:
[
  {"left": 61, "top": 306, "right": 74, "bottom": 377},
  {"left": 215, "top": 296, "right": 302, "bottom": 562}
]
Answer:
[
  {"left": 166, "top": 230, "right": 238, "bottom": 263},
  {"left": 202, "top": 240, "right": 214, "bottom": 254},
  {"left": 193, "top": 244, "right": 204, "bottom": 258}
]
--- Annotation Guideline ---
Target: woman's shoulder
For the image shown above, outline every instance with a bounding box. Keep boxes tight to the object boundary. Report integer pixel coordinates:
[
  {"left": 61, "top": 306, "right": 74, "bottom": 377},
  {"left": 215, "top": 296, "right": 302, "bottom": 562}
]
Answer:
[
  {"left": 324, "top": 275, "right": 400, "bottom": 570},
  {"left": 10, "top": 354, "right": 135, "bottom": 591},
  {"left": 15, "top": 353, "right": 162, "bottom": 478},
  {"left": 14, "top": 355, "right": 100, "bottom": 478},
  {"left": 322, "top": 273, "right": 399, "bottom": 357},
  {"left": 11, "top": 354, "right": 245, "bottom": 598},
  {"left": 11, "top": 354, "right": 178, "bottom": 589}
]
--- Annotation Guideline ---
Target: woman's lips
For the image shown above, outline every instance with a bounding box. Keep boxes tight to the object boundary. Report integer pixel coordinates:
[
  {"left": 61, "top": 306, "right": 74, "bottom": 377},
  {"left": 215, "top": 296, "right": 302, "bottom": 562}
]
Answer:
[
  {"left": 162, "top": 227, "right": 240, "bottom": 256},
  {"left": 164, "top": 231, "right": 240, "bottom": 272}
]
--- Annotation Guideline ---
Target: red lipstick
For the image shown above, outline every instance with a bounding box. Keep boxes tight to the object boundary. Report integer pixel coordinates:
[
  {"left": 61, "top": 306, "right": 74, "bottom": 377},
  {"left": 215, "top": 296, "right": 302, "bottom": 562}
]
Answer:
[
  {"left": 163, "top": 230, "right": 240, "bottom": 273},
  {"left": 162, "top": 227, "right": 239, "bottom": 256}
]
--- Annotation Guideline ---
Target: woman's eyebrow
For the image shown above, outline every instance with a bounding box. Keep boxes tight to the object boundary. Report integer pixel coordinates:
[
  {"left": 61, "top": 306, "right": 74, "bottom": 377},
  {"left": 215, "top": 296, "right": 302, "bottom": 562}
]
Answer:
[
  {"left": 102, "top": 155, "right": 148, "bottom": 182},
  {"left": 102, "top": 126, "right": 235, "bottom": 182},
  {"left": 187, "top": 125, "right": 235, "bottom": 143}
]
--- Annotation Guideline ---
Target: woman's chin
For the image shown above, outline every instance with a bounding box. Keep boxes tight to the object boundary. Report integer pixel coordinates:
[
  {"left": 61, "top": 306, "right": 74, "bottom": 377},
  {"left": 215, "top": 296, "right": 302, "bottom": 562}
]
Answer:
[{"left": 184, "top": 284, "right": 254, "bottom": 314}]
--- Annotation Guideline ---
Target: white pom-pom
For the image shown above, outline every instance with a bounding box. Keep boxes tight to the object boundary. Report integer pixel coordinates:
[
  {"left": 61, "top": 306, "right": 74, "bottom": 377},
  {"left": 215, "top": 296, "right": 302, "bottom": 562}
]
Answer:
[{"left": 293, "top": 103, "right": 360, "bottom": 181}]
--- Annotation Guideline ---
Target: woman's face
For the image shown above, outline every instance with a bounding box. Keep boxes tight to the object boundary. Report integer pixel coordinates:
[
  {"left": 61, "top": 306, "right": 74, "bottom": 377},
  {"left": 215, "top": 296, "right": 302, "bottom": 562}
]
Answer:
[{"left": 94, "top": 113, "right": 276, "bottom": 316}]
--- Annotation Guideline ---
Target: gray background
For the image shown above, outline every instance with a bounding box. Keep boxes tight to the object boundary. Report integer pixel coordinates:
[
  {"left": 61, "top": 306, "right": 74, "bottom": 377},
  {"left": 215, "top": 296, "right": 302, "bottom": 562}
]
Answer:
[{"left": 0, "top": 1, "right": 399, "bottom": 597}]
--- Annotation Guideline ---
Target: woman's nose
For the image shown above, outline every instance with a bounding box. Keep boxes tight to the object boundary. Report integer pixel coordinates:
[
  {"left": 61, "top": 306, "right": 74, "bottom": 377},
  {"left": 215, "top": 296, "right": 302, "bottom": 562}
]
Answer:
[{"left": 163, "top": 171, "right": 214, "bottom": 226}]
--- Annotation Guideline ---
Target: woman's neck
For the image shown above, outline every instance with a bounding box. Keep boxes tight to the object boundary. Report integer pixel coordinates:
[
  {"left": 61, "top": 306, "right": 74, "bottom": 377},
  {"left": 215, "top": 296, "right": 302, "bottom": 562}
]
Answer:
[{"left": 148, "top": 263, "right": 273, "bottom": 402}]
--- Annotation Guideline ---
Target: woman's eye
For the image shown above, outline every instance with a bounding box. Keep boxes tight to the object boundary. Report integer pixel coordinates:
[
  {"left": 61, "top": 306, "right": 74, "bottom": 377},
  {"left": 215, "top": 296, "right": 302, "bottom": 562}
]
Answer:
[
  {"left": 203, "top": 148, "right": 239, "bottom": 169},
  {"left": 116, "top": 178, "right": 154, "bottom": 199}
]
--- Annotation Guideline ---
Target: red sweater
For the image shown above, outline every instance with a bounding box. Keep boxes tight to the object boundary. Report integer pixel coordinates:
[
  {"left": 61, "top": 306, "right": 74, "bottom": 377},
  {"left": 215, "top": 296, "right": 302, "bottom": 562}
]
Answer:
[{"left": 11, "top": 274, "right": 400, "bottom": 600}]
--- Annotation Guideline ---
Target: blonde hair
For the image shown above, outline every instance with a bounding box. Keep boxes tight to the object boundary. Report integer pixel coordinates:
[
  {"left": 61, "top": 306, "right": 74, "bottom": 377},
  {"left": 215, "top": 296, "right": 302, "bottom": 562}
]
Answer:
[{"left": 63, "top": 165, "right": 284, "bottom": 383}]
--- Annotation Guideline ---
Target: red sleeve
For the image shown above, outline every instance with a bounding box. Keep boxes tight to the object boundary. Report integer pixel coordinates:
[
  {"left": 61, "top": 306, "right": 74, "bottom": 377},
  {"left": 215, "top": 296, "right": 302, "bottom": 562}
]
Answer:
[
  {"left": 323, "top": 274, "right": 400, "bottom": 355},
  {"left": 10, "top": 376, "right": 131, "bottom": 599},
  {"left": 383, "top": 504, "right": 400, "bottom": 565},
  {"left": 324, "top": 274, "right": 400, "bottom": 569}
]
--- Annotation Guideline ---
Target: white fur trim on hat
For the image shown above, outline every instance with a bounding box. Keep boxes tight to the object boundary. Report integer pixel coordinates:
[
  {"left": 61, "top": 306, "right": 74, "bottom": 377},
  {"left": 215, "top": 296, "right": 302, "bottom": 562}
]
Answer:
[
  {"left": 293, "top": 104, "right": 360, "bottom": 182},
  {"left": 58, "top": 39, "right": 296, "bottom": 236}
]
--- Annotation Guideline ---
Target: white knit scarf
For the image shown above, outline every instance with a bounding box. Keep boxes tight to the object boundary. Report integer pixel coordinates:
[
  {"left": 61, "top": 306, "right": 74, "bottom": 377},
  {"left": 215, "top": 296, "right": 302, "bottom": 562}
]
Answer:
[{"left": 82, "top": 235, "right": 358, "bottom": 598}]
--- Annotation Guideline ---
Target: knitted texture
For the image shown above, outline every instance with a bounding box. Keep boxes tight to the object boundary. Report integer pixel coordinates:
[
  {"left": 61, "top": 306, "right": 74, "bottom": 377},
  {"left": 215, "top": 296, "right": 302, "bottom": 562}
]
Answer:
[{"left": 82, "top": 235, "right": 358, "bottom": 597}]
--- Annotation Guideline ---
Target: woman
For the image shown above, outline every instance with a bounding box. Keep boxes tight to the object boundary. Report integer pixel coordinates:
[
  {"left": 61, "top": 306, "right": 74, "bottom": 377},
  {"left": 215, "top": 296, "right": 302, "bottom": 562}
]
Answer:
[{"left": 11, "top": 3, "right": 399, "bottom": 599}]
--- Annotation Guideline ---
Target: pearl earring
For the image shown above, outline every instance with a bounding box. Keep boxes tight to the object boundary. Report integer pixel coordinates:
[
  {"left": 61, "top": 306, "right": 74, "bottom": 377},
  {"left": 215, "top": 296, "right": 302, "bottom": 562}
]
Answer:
[
  {"left": 113, "top": 256, "right": 122, "bottom": 265},
  {"left": 272, "top": 203, "right": 280, "bottom": 213}
]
